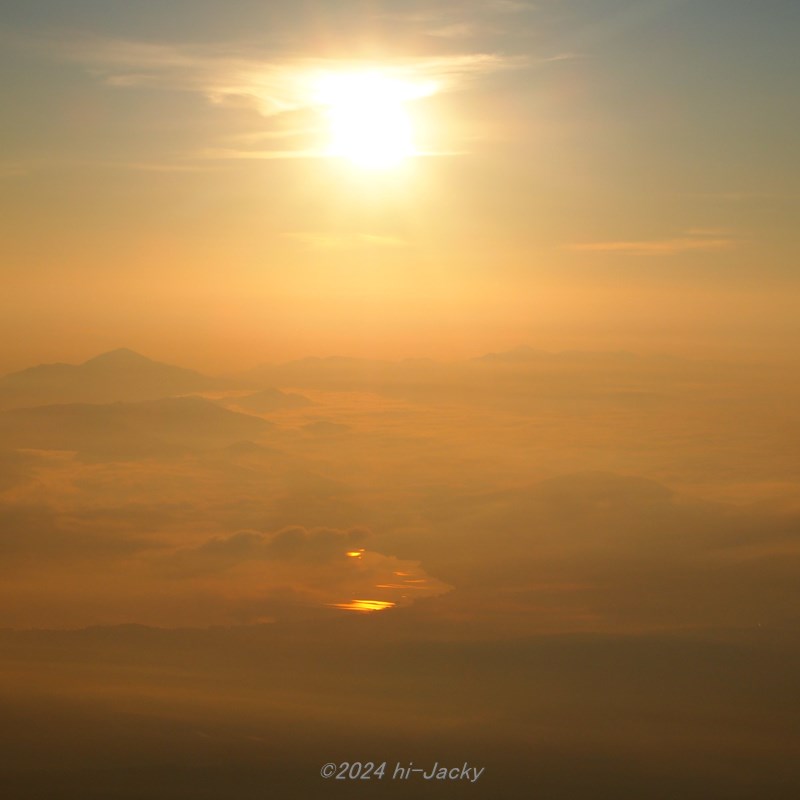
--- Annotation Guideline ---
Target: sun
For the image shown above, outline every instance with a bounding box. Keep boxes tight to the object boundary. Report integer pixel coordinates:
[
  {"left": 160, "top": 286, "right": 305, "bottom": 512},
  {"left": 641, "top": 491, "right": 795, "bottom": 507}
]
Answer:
[{"left": 316, "top": 71, "right": 432, "bottom": 169}]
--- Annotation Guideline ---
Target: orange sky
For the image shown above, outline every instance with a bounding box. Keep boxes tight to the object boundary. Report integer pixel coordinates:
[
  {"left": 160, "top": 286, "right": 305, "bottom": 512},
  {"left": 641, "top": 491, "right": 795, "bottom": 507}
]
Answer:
[{"left": 1, "top": 0, "right": 798, "bottom": 372}]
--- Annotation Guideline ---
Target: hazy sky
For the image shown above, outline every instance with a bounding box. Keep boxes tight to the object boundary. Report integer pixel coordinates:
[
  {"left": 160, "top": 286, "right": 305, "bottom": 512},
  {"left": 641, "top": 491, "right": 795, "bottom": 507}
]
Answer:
[
  {"left": 1, "top": 0, "right": 798, "bottom": 371},
  {"left": 2, "top": 7, "right": 800, "bottom": 793}
]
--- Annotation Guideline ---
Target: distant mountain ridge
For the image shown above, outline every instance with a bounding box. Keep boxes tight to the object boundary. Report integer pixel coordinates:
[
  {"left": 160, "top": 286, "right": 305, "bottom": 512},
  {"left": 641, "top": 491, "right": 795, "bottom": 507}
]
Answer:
[
  {"left": 0, "top": 346, "right": 708, "bottom": 411},
  {"left": 0, "top": 396, "right": 272, "bottom": 457},
  {"left": 0, "top": 348, "right": 233, "bottom": 410}
]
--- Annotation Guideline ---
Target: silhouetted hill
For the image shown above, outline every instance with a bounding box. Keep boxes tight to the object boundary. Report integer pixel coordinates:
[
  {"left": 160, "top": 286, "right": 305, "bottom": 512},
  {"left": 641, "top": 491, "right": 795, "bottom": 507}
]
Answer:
[
  {"left": 230, "top": 387, "right": 313, "bottom": 414},
  {"left": 83, "top": 348, "right": 162, "bottom": 368},
  {"left": 302, "top": 420, "right": 350, "bottom": 436},
  {"left": 471, "top": 347, "right": 684, "bottom": 367},
  {"left": 0, "top": 396, "right": 272, "bottom": 457},
  {"left": 0, "top": 348, "right": 233, "bottom": 409}
]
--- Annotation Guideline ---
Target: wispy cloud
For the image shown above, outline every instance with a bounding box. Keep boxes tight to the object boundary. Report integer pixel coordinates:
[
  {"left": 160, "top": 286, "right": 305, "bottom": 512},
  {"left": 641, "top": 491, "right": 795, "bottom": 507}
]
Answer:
[
  {"left": 53, "top": 36, "right": 518, "bottom": 113},
  {"left": 286, "top": 232, "right": 410, "bottom": 250},
  {"left": 196, "top": 148, "right": 328, "bottom": 161},
  {"left": 34, "top": 35, "right": 523, "bottom": 160},
  {"left": 565, "top": 230, "right": 739, "bottom": 256}
]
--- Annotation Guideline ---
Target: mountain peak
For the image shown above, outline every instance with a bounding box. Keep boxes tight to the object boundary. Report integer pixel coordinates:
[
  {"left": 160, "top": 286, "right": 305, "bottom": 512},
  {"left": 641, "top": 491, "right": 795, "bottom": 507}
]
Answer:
[
  {"left": 0, "top": 349, "right": 233, "bottom": 410},
  {"left": 83, "top": 348, "right": 157, "bottom": 367}
]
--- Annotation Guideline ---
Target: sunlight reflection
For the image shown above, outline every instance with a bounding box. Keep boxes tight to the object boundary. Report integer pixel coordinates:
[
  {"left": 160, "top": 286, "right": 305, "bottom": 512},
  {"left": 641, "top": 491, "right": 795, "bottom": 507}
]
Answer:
[{"left": 331, "top": 600, "right": 397, "bottom": 613}]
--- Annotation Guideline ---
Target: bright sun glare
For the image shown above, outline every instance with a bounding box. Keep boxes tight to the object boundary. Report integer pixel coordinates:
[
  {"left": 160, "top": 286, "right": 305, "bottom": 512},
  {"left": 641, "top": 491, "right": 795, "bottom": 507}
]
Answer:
[{"left": 317, "top": 71, "right": 433, "bottom": 169}]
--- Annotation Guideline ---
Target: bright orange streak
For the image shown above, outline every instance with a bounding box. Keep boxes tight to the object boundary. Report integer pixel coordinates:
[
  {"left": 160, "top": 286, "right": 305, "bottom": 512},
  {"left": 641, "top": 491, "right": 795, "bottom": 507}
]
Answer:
[{"left": 330, "top": 600, "right": 396, "bottom": 613}]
